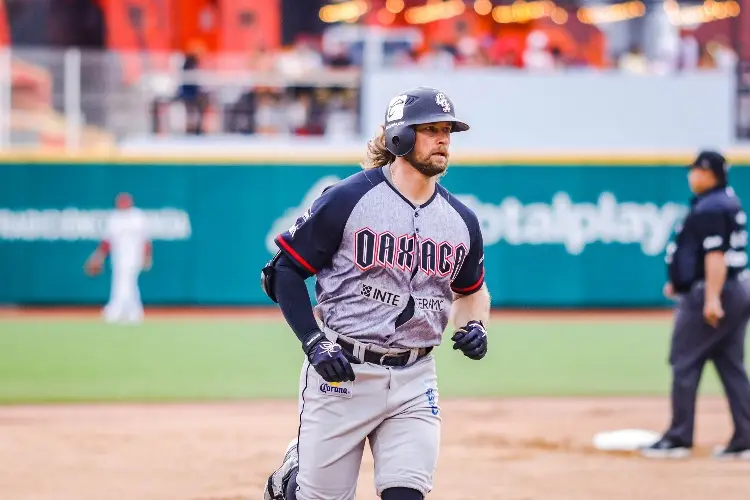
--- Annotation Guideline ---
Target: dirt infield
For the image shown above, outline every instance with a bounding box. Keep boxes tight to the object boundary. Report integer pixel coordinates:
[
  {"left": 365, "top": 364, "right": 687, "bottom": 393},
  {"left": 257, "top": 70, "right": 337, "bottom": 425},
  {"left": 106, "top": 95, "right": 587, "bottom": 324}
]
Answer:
[
  {"left": 0, "top": 398, "right": 748, "bottom": 500},
  {"left": 4, "top": 307, "right": 748, "bottom": 500}
]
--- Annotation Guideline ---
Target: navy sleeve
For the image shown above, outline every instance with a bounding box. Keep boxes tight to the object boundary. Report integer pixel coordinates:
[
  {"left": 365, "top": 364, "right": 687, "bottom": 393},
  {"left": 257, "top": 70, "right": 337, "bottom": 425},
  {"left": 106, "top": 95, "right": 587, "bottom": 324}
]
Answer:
[
  {"left": 451, "top": 215, "right": 485, "bottom": 295},
  {"left": 440, "top": 188, "right": 486, "bottom": 295},
  {"left": 274, "top": 171, "right": 379, "bottom": 274},
  {"left": 273, "top": 253, "right": 324, "bottom": 351},
  {"left": 693, "top": 211, "right": 730, "bottom": 253}
]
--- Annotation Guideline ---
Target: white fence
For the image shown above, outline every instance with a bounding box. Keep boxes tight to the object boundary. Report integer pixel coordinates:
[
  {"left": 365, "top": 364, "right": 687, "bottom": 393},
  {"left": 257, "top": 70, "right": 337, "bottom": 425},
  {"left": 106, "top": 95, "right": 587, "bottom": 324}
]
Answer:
[
  {"left": 362, "top": 67, "right": 742, "bottom": 152},
  {"left": 1, "top": 46, "right": 748, "bottom": 156}
]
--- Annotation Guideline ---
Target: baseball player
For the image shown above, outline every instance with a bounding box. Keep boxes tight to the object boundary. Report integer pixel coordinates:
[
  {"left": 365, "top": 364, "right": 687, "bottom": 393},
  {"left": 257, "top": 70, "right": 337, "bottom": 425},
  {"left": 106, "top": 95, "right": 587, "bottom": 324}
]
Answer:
[
  {"left": 85, "top": 192, "right": 152, "bottom": 324},
  {"left": 260, "top": 87, "right": 490, "bottom": 500},
  {"left": 642, "top": 151, "right": 750, "bottom": 460}
]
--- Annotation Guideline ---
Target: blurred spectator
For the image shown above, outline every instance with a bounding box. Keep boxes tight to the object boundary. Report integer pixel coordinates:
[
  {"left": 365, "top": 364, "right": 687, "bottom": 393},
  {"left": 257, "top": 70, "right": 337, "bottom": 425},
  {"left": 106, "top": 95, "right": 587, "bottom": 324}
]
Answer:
[
  {"left": 454, "top": 19, "right": 485, "bottom": 67},
  {"left": 551, "top": 47, "right": 568, "bottom": 70},
  {"left": 523, "top": 31, "right": 555, "bottom": 72},
  {"left": 618, "top": 44, "right": 649, "bottom": 74},
  {"left": 707, "top": 36, "right": 738, "bottom": 71},
  {"left": 698, "top": 42, "right": 717, "bottom": 70},
  {"left": 138, "top": 9, "right": 742, "bottom": 138},
  {"left": 324, "top": 40, "right": 353, "bottom": 68},
  {"left": 418, "top": 43, "right": 456, "bottom": 69},
  {"left": 388, "top": 46, "right": 418, "bottom": 67},
  {"left": 650, "top": 32, "right": 680, "bottom": 75},
  {"left": 254, "top": 91, "right": 286, "bottom": 134},
  {"left": 225, "top": 90, "right": 255, "bottom": 134},
  {"left": 580, "top": 30, "right": 609, "bottom": 69},
  {"left": 248, "top": 45, "right": 276, "bottom": 71},
  {"left": 488, "top": 32, "right": 523, "bottom": 68},
  {"left": 275, "top": 34, "right": 324, "bottom": 77},
  {"left": 287, "top": 89, "right": 312, "bottom": 134},
  {"left": 174, "top": 52, "right": 207, "bottom": 135},
  {"left": 677, "top": 29, "right": 700, "bottom": 72},
  {"left": 324, "top": 89, "right": 358, "bottom": 139},
  {"left": 307, "top": 89, "right": 330, "bottom": 135}
]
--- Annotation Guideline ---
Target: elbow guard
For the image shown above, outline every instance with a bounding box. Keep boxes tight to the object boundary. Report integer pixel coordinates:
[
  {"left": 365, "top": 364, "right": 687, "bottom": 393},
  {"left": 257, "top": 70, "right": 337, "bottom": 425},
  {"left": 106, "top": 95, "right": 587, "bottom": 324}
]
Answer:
[{"left": 260, "top": 250, "right": 282, "bottom": 303}]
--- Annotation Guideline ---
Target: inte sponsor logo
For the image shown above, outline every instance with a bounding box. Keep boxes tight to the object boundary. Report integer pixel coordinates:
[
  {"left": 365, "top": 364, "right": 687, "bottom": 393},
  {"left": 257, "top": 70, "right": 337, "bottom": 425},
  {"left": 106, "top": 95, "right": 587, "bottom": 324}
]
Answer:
[
  {"left": 359, "top": 284, "right": 445, "bottom": 312},
  {"left": 360, "top": 283, "right": 402, "bottom": 307}
]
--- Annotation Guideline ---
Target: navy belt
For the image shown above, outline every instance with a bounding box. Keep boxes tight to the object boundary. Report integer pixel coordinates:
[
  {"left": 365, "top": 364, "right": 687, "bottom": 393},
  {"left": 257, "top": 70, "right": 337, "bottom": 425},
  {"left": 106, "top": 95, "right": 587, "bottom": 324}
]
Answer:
[{"left": 336, "top": 338, "right": 432, "bottom": 367}]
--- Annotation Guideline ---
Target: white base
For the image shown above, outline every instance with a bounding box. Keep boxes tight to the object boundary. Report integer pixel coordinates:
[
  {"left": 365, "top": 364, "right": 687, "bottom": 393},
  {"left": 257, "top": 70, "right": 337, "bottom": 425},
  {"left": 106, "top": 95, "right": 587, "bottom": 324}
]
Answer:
[{"left": 592, "top": 429, "right": 661, "bottom": 452}]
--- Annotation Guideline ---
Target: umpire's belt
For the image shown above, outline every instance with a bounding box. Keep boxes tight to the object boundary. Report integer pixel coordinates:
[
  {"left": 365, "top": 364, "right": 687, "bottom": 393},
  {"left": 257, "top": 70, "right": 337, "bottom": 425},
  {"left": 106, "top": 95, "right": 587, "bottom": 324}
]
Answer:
[
  {"left": 689, "top": 269, "right": 750, "bottom": 292},
  {"left": 322, "top": 326, "right": 432, "bottom": 367}
]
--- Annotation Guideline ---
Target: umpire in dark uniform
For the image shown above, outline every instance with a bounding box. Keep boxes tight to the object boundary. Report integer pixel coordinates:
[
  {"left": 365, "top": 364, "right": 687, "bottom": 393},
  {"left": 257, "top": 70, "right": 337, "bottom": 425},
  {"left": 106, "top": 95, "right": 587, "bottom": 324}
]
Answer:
[{"left": 642, "top": 150, "right": 750, "bottom": 460}]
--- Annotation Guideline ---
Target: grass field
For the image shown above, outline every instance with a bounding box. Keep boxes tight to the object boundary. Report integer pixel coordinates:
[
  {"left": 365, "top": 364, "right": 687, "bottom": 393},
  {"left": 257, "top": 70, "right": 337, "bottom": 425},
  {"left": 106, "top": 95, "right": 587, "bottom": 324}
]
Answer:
[
  {"left": 0, "top": 310, "right": 734, "bottom": 403},
  {"left": 1, "top": 308, "right": 748, "bottom": 500}
]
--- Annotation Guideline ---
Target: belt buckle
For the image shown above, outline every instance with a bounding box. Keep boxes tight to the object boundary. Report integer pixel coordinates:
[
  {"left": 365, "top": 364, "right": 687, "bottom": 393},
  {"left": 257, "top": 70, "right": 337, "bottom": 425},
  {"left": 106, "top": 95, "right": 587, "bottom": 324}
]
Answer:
[{"left": 379, "top": 352, "right": 404, "bottom": 366}]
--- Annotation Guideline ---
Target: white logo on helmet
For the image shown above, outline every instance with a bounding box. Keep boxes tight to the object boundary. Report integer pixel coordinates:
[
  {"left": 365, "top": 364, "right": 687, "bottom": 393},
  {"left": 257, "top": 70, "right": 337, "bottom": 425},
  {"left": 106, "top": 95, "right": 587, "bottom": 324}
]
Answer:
[
  {"left": 435, "top": 92, "right": 451, "bottom": 113},
  {"left": 387, "top": 94, "right": 407, "bottom": 122}
]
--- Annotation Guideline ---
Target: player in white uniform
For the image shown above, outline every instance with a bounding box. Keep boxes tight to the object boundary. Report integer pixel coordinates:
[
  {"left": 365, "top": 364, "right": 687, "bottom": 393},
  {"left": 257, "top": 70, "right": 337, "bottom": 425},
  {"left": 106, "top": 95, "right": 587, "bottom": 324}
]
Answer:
[{"left": 85, "top": 192, "right": 152, "bottom": 324}]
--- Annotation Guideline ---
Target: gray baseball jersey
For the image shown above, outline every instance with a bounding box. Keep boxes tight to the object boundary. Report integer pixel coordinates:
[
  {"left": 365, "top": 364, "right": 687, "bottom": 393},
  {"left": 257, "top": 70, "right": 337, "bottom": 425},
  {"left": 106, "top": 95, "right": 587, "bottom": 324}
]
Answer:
[
  {"left": 273, "top": 165, "right": 485, "bottom": 500},
  {"left": 274, "top": 165, "right": 485, "bottom": 349}
]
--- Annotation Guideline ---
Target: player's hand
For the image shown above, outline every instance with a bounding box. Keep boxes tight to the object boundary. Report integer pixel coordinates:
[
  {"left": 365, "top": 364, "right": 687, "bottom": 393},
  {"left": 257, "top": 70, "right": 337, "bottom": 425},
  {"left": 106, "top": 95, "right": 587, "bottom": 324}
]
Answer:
[
  {"left": 663, "top": 282, "right": 674, "bottom": 299},
  {"left": 143, "top": 256, "right": 152, "bottom": 272},
  {"left": 305, "top": 336, "right": 361, "bottom": 383},
  {"left": 84, "top": 256, "right": 102, "bottom": 276},
  {"left": 451, "top": 320, "right": 487, "bottom": 360},
  {"left": 704, "top": 296, "right": 724, "bottom": 328}
]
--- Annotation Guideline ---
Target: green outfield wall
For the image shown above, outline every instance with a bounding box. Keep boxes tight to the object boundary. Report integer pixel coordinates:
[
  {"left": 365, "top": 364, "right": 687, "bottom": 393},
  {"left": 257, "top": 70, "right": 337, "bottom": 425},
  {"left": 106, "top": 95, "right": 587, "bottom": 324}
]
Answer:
[{"left": 1, "top": 160, "right": 748, "bottom": 308}]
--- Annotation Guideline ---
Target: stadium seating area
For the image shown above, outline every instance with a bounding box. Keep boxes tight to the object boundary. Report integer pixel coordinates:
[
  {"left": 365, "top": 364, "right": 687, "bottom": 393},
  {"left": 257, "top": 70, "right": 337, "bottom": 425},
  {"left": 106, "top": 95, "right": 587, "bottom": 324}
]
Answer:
[{"left": 0, "top": 0, "right": 745, "bottom": 147}]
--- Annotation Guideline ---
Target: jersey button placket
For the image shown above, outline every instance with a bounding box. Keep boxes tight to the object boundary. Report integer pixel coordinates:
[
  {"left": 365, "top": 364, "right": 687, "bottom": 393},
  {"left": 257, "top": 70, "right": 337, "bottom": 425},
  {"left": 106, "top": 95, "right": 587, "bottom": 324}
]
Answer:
[{"left": 411, "top": 211, "right": 419, "bottom": 289}]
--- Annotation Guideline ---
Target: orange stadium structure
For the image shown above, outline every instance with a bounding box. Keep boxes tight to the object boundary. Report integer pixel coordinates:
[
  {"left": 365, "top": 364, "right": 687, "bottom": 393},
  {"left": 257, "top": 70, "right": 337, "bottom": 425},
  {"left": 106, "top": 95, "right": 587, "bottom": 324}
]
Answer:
[{"left": 0, "top": 0, "right": 7, "bottom": 48}]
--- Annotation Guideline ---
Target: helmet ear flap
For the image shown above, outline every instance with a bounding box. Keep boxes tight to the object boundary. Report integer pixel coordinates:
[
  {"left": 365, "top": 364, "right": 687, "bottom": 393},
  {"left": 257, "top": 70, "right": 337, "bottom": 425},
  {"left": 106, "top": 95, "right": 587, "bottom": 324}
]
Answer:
[{"left": 385, "top": 125, "right": 416, "bottom": 157}]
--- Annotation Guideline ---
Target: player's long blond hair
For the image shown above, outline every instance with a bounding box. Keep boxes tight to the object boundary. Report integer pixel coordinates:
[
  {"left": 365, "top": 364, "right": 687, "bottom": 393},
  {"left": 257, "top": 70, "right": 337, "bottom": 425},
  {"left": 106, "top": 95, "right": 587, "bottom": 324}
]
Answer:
[{"left": 360, "top": 126, "right": 395, "bottom": 170}]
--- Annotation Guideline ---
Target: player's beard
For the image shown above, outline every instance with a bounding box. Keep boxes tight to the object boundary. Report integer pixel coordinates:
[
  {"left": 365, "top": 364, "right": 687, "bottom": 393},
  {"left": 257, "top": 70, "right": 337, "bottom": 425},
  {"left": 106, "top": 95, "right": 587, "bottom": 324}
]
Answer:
[{"left": 405, "top": 149, "right": 449, "bottom": 178}]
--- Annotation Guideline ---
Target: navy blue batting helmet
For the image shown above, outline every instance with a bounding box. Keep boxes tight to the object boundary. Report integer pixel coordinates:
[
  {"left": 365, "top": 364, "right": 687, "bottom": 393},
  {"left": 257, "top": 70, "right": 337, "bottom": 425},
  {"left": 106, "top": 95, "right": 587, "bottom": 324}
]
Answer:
[{"left": 383, "top": 87, "right": 470, "bottom": 157}]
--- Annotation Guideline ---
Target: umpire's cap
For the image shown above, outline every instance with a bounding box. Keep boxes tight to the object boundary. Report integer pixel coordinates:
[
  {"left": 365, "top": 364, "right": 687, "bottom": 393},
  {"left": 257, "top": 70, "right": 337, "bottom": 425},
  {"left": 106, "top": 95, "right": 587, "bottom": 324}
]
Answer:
[
  {"left": 384, "top": 87, "right": 470, "bottom": 157},
  {"left": 688, "top": 150, "right": 730, "bottom": 185}
]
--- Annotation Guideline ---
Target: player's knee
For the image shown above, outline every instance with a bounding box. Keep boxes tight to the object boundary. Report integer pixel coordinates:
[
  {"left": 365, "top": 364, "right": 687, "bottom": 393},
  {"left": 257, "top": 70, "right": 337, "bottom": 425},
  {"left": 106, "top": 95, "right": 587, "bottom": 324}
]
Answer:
[
  {"left": 672, "top": 361, "right": 699, "bottom": 382},
  {"left": 381, "top": 487, "right": 423, "bottom": 500},
  {"left": 284, "top": 468, "right": 298, "bottom": 500}
]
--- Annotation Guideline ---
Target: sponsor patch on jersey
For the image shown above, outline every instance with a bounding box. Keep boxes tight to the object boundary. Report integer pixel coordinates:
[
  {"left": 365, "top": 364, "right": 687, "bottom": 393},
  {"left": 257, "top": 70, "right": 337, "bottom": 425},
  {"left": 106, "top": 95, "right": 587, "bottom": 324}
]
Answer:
[
  {"left": 424, "top": 379, "right": 440, "bottom": 415},
  {"left": 359, "top": 282, "right": 403, "bottom": 307},
  {"left": 287, "top": 207, "right": 312, "bottom": 237},
  {"left": 318, "top": 379, "right": 353, "bottom": 399},
  {"left": 413, "top": 296, "right": 446, "bottom": 312}
]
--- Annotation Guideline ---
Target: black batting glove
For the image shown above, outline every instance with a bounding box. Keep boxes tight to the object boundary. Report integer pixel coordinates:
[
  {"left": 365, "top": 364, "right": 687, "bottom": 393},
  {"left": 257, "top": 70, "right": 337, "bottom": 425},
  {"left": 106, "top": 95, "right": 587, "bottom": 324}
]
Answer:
[
  {"left": 302, "top": 331, "right": 361, "bottom": 383},
  {"left": 451, "top": 320, "right": 488, "bottom": 360}
]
